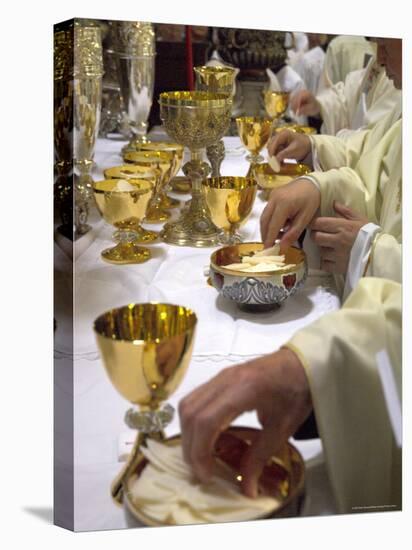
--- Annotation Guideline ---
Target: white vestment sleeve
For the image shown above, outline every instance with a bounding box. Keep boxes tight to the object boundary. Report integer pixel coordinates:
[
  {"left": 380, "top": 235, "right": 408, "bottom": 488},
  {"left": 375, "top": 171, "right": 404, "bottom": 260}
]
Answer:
[
  {"left": 342, "top": 222, "right": 381, "bottom": 301},
  {"left": 285, "top": 277, "right": 402, "bottom": 513}
]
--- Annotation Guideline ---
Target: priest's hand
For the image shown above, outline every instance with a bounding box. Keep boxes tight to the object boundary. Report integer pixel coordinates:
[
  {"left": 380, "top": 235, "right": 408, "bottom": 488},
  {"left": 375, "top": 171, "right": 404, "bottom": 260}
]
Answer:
[
  {"left": 311, "top": 201, "right": 369, "bottom": 274},
  {"left": 179, "top": 348, "right": 312, "bottom": 498},
  {"left": 267, "top": 129, "right": 312, "bottom": 163},
  {"left": 260, "top": 178, "right": 321, "bottom": 251},
  {"left": 289, "top": 90, "right": 321, "bottom": 117}
]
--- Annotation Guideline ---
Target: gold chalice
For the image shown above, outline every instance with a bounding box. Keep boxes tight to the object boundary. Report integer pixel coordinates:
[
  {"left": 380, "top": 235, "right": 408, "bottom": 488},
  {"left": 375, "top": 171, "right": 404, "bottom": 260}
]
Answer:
[
  {"left": 159, "top": 91, "right": 232, "bottom": 247},
  {"left": 194, "top": 65, "right": 237, "bottom": 178},
  {"left": 133, "top": 141, "right": 184, "bottom": 209},
  {"left": 123, "top": 150, "right": 174, "bottom": 223},
  {"left": 252, "top": 162, "right": 311, "bottom": 200},
  {"left": 202, "top": 177, "right": 257, "bottom": 244},
  {"left": 104, "top": 164, "right": 159, "bottom": 243},
  {"left": 94, "top": 303, "right": 197, "bottom": 504},
  {"left": 263, "top": 91, "right": 290, "bottom": 123},
  {"left": 93, "top": 178, "right": 154, "bottom": 264},
  {"left": 236, "top": 116, "right": 273, "bottom": 164}
]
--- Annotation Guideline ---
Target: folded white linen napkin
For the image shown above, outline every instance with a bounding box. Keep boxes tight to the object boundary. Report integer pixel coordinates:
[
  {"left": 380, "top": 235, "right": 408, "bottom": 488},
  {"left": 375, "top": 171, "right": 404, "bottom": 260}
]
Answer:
[{"left": 128, "top": 439, "right": 280, "bottom": 525}]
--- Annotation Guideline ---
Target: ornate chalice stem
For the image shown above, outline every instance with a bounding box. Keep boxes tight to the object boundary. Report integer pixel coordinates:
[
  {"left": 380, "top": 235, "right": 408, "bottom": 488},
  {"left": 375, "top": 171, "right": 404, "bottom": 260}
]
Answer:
[
  {"left": 161, "top": 150, "right": 221, "bottom": 247},
  {"left": 111, "top": 403, "right": 173, "bottom": 504},
  {"left": 206, "top": 140, "right": 225, "bottom": 177}
]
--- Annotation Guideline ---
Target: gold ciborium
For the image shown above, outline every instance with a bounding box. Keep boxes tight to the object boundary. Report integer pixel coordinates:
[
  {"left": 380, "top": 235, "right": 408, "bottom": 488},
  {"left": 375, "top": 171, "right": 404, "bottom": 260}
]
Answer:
[
  {"left": 104, "top": 165, "right": 159, "bottom": 243},
  {"left": 159, "top": 91, "right": 232, "bottom": 247},
  {"left": 202, "top": 177, "right": 257, "bottom": 244},
  {"left": 133, "top": 141, "right": 184, "bottom": 209},
  {"left": 94, "top": 303, "right": 197, "bottom": 504},
  {"left": 263, "top": 91, "right": 290, "bottom": 124},
  {"left": 236, "top": 116, "right": 272, "bottom": 164},
  {"left": 93, "top": 178, "right": 154, "bottom": 264},
  {"left": 194, "top": 66, "right": 237, "bottom": 178},
  {"left": 123, "top": 150, "right": 175, "bottom": 223}
]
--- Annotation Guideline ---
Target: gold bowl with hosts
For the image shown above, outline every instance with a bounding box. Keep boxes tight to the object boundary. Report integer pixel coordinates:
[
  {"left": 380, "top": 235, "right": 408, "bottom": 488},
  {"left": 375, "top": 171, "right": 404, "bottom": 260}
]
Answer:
[
  {"left": 123, "top": 426, "right": 305, "bottom": 526},
  {"left": 251, "top": 162, "right": 311, "bottom": 199},
  {"left": 209, "top": 242, "right": 307, "bottom": 312}
]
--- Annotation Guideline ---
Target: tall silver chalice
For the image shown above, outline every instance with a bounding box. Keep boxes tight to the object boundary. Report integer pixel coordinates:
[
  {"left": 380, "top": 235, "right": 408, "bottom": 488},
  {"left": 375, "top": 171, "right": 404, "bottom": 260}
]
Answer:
[
  {"left": 111, "top": 21, "right": 156, "bottom": 153},
  {"left": 54, "top": 21, "right": 103, "bottom": 239},
  {"left": 73, "top": 22, "right": 103, "bottom": 237},
  {"left": 159, "top": 91, "right": 232, "bottom": 247}
]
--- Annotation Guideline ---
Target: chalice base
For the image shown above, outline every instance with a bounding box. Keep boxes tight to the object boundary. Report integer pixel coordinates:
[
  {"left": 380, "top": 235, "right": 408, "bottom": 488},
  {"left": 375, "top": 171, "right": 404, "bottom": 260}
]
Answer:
[
  {"left": 113, "top": 226, "right": 159, "bottom": 244},
  {"left": 246, "top": 153, "right": 265, "bottom": 163},
  {"left": 101, "top": 242, "right": 151, "bottom": 264},
  {"left": 161, "top": 210, "right": 220, "bottom": 248},
  {"left": 144, "top": 206, "right": 171, "bottom": 224}
]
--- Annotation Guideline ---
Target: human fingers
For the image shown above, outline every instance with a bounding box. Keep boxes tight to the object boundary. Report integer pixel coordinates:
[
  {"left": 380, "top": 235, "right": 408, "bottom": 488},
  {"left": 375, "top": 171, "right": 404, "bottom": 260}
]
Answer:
[
  {"left": 263, "top": 203, "right": 291, "bottom": 248},
  {"left": 179, "top": 379, "right": 225, "bottom": 468},
  {"left": 310, "top": 216, "right": 342, "bottom": 233},
  {"left": 277, "top": 206, "right": 316, "bottom": 251},
  {"left": 239, "top": 426, "right": 284, "bottom": 498},
  {"left": 289, "top": 91, "right": 305, "bottom": 112},
  {"left": 260, "top": 196, "right": 278, "bottom": 243},
  {"left": 267, "top": 130, "right": 293, "bottom": 157},
  {"left": 311, "top": 229, "right": 337, "bottom": 248}
]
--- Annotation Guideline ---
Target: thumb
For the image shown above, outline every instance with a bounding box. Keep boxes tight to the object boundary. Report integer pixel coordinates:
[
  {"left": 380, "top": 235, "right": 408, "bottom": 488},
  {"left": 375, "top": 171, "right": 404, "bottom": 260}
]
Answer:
[
  {"left": 333, "top": 200, "right": 363, "bottom": 221},
  {"left": 239, "top": 427, "right": 281, "bottom": 498}
]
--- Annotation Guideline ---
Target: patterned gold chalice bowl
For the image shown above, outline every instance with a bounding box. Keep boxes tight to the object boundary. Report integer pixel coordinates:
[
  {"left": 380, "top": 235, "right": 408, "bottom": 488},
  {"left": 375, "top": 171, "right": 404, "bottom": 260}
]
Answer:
[
  {"left": 201, "top": 177, "right": 257, "bottom": 244},
  {"left": 93, "top": 178, "right": 154, "bottom": 264},
  {"left": 159, "top": 91, "right": 233, "bottom": 247},
  {"left": 263, "top": 91, "right": 290, "bottom": 120},
  {"left": 159, "top": 91, "right": 232, "bottom": 150},
  {"left": 210, "top": 242, "right": 307, "bottom": 312},
  {"left": 252, "top": 162, "right": 312, "bottom": 200},
  {"left": 104, "top": 164, "right": 160, "bottom": 243},
  {"left": 236, "top": 116, "right": 273, "bottom": 164},
  {"left": 122, "top": 149, "right": 175, "bottom": 223},
  {"left": 194, "top": 65, "right": 237, "bottom": 96},
  {"left": 133, "top": 141, "right": 184, "bottom": 209},
  {"left": 94, "top": 302, "right": 197, "bottom": 504}
]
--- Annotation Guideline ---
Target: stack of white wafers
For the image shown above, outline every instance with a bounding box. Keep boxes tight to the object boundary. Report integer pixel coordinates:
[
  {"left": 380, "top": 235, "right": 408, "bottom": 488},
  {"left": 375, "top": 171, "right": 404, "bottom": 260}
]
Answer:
[{"left": 128, "top": 439, "right": 280, "bottom": 525}]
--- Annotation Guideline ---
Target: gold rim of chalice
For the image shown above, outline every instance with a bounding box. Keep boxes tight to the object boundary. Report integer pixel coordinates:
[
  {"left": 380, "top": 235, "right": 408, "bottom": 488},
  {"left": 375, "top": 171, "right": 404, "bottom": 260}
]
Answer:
[
  {"left": 123, "top": 427, "right": 305, "bottom": 526},
  {"left": 263, "top": 91, "right": 290, "bottom": 118},
  {"left": 93, "top": 302, "right": 197, "bottom": 408},
  {"left": 211, "top": 242, "right": 306, "bottom": 277},
  {"left": 93, "top": 178, "right": 154, "bottom": 264},
  {"left": 252, "top": 162, "right": 312, "bottom": 190},
  {"left": 159, "top": 90, "right": 232, "bottom": 108}
]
